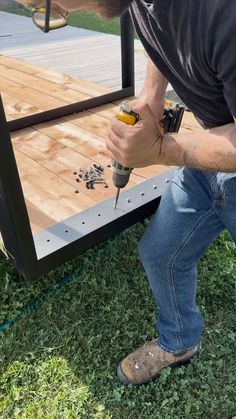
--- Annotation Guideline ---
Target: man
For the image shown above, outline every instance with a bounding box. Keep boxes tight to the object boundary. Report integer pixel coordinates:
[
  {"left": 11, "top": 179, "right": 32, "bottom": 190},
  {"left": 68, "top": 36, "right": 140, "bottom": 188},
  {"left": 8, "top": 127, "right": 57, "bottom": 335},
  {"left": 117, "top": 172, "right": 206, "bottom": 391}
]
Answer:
[{"left": 18, "top": 0, "right": 236, "bottom": 385}]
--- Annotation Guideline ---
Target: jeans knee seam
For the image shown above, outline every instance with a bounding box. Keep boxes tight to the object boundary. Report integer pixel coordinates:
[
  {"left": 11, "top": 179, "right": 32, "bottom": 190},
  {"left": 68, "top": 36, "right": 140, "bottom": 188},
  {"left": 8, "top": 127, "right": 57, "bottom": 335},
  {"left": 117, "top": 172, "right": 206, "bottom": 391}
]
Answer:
[
  {"left": 211, "top": 173, "right": 217, "bottom": 190},
  {"left": 167, "top": 207, "right": 216, "bottom": 350}
]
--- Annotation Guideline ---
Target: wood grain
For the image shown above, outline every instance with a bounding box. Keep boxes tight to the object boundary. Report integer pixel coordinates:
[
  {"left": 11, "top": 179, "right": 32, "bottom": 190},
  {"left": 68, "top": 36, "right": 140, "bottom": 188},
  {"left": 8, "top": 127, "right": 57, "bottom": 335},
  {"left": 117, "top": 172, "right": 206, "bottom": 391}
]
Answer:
[{"left": 0, "top": 57, "right": 199, "bottom": 234}]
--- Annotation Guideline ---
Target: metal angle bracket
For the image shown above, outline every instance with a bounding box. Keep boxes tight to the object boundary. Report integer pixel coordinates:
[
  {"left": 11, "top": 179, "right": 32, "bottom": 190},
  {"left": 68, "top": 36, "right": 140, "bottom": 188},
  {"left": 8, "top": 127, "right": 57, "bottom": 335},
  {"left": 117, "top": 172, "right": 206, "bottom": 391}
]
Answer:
[{"left": 34, "top": 168, "right": 176, "bottom": 277}]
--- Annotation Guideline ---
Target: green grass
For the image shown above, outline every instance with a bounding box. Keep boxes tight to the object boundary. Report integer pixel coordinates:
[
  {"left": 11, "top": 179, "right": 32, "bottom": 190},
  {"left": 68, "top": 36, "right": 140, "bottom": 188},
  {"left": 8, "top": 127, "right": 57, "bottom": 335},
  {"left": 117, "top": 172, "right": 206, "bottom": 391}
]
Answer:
[
  {"left": 0, "top": 223, "right": 235, "bottom": 418},
  {"left": 1, "top": 5, "right": 236, "bottom": 417},
  {"left": 3, "top": 5, "right": 121, "bottom": 36}
]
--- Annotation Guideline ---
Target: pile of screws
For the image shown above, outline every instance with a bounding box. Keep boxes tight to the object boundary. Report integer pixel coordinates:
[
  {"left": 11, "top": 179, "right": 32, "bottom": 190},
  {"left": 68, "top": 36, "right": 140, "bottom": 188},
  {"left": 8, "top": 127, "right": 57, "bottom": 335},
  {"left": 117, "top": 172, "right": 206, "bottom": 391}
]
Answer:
[{"left": 74, "top": 164, "right": 108, "bottom": 189}]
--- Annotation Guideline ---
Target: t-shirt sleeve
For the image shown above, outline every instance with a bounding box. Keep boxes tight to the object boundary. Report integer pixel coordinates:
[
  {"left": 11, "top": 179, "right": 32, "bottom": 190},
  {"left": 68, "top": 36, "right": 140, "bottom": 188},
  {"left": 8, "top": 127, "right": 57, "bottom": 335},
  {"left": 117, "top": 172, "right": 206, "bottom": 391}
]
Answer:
[{"left": 213, "top": 12, "right": 236, "bottom": 119}]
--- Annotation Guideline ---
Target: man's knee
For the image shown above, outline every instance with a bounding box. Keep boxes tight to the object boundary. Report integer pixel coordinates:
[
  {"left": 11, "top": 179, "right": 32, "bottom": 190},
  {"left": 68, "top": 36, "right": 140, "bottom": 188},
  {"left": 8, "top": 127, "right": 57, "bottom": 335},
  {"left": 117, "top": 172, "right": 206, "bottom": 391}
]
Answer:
[{"left": 138, "top": 222, "right": 171, "bottom": 269}]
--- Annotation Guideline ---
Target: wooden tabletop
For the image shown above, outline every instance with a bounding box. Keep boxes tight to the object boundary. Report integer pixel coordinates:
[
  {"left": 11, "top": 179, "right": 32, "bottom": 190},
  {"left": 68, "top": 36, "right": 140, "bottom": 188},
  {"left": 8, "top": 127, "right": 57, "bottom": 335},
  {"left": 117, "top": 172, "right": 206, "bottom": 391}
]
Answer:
[{"left": 0, "top": 55, "right": 200, "bottom": 233}]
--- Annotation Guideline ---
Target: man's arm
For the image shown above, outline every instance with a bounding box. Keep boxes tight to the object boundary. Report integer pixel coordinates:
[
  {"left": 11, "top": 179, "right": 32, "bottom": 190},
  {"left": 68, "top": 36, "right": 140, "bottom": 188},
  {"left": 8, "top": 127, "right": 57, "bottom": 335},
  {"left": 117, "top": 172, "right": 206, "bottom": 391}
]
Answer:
[
  {"left": 107, "top": 106, "right": 236, "bottom": 172},
  {"left": 140, "top": 62, "right": 236, "bottom": 172},
  {"left": 131, "top": 59, "right": 168, "bottom": 122},
  {"left": 159, "top": 121, "right": 236, "bottom": 172},
  {"left": 138, "top": 59, "right": 168, "bottom": 103}
]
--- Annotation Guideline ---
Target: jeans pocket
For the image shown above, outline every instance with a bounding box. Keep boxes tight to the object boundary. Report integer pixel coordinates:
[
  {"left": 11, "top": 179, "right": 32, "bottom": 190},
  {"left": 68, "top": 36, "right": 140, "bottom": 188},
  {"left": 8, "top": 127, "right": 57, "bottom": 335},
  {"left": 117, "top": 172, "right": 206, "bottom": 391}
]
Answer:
[{"left": 213, "top": 172, "right": 236, "bottom": 197}]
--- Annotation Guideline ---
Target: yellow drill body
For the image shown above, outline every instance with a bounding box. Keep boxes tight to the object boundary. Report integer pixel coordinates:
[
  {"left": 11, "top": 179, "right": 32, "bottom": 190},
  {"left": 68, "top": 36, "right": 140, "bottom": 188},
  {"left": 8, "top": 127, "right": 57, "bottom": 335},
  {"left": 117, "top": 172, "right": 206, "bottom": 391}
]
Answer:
[{"left": 112, "top": 100, "right": 185, "bottom": 209}]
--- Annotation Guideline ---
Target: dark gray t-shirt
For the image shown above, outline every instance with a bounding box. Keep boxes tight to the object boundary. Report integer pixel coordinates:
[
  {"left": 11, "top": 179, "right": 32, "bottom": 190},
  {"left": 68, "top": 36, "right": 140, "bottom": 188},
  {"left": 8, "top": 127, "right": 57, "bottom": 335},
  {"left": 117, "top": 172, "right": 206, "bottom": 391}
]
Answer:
[{"left": 130, "top": 0, "right": 236, "bottom": 128}]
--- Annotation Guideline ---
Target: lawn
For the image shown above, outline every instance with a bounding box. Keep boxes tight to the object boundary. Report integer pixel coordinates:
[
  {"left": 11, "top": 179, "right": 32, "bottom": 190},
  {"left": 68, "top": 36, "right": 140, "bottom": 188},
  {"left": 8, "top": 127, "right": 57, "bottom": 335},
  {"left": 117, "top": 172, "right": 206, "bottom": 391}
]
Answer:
[
  {"left": 0, "top": 223, "right": 236, "bottom": 418},
  {"left": 3, "top": 4, "right": 121, "bottom": 36},
  {"left": 0, "top": 5, "right": 236, "bottom": 418}
]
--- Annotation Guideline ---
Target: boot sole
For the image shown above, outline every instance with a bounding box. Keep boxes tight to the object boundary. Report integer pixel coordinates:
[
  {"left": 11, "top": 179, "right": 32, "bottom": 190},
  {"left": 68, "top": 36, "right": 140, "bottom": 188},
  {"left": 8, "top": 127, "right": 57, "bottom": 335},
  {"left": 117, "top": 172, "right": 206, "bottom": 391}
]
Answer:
[{"left": 117, "top": 350, "right": 199, "bottom": 385}]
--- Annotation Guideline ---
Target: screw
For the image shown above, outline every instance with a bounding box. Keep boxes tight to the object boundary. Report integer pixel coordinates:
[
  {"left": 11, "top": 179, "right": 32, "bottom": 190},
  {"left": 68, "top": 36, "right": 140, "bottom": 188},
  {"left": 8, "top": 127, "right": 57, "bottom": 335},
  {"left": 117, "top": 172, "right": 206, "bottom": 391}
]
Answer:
[{"left": 93, "top": 181, "right": 106, "bottom": 184}]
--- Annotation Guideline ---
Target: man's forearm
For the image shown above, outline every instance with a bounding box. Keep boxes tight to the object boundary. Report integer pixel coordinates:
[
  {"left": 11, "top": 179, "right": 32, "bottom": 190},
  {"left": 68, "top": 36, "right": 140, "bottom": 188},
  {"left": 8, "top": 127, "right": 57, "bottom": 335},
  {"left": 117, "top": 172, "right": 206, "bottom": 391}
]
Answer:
[
  {"left": 139, "top": 59, "right": 168, "bottom": 102},
  {"left": 159, "top": 122, "right": 236, "bottom": 172}
]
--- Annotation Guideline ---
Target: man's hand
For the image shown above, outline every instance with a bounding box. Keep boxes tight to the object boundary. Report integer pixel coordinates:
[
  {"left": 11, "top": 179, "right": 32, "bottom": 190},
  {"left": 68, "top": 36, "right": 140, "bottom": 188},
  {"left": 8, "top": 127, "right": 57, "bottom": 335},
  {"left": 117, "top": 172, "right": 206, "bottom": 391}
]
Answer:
[
  {"left": 130, "top": 95, "right": 164, "bottom": 125},
  {"left": 106, "top": 58, "right": 168, "bottom": 168},
  {"left": 107, "top": 104, "right": 163, "bottom": 168}
]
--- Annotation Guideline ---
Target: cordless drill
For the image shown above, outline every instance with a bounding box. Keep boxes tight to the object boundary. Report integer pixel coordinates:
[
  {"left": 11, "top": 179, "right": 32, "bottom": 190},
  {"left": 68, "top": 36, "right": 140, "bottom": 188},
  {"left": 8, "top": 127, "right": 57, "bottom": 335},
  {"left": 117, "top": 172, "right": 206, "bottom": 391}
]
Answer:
[{"left": 112, "top": 100, "right": 185, "bottom": 209}]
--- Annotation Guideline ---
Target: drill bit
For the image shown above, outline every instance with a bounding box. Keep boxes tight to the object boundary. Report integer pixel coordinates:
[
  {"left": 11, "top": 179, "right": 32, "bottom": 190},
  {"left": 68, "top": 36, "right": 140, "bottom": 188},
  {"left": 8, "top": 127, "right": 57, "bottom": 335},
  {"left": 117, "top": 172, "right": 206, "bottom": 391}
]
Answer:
[{"left": 114, "top": 188, "right": 120, "bottom": 209}]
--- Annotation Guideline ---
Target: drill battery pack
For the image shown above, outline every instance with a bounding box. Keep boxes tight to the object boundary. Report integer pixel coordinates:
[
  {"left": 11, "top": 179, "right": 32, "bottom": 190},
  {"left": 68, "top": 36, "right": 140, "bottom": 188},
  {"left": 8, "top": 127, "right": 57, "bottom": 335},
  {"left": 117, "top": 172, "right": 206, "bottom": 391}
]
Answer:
[
  {"left": 161, "top": 100, "right": 185, "bottom": 134},
  {"left": 117, "top": 99, "right": 185, "bottom": 134}
]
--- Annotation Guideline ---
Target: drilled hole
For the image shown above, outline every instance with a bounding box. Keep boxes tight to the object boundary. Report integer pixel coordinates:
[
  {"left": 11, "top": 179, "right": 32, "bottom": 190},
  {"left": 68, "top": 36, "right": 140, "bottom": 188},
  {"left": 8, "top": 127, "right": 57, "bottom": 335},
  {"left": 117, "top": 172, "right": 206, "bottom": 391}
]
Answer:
[
  {"left": 47, "top": 239, "right": 50, "bottom": 242},
  {"left": 82, "top": 222, "right": 85, "bottom": 225},
  {"left": 65, "top": 230, "right": 68, "bottom": 233},
  {"left": 98, "top": 214, "right": 101, "bottom": 217}
]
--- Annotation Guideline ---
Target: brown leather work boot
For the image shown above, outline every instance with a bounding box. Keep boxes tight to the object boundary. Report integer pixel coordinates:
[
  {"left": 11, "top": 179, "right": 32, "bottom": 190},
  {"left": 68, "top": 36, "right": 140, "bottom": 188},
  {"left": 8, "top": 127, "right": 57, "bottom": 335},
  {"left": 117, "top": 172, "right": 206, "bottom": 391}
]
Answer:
[{"left": 117, "top": 340, "right": 198, "bottom": 385}]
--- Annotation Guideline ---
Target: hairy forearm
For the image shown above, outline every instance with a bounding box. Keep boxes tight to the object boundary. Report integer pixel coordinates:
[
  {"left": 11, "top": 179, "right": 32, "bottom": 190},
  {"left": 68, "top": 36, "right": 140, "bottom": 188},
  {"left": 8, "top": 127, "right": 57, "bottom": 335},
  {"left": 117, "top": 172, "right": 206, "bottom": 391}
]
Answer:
[
  {"left": 140, "top": 59, "right": 168, "bottom": 102},
  {"left": 159, "top": 122, "right": 236, "bottom": 172}
]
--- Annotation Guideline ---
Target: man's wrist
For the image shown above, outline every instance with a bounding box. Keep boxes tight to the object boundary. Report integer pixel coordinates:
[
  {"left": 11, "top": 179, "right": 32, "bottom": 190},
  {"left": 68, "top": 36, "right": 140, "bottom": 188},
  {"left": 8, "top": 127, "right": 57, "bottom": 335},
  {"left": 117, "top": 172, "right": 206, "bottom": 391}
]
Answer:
[
  {"left": 139, "top": 91, "right": 165, "bottom": 106},
  {"left": 155, "top": 133, "right": 181, "bottom": 166}
]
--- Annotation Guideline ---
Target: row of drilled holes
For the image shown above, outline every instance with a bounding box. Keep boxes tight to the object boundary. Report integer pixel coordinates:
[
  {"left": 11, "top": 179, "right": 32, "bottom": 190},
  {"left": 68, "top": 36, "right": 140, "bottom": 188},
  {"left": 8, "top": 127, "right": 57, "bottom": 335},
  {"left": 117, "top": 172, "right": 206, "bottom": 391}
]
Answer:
[
  {"left": 45, "top": 184, "right": 165, "bottom": 242},
  {"left": 46, "top": 214, "right": 102, "bottom": 242}
]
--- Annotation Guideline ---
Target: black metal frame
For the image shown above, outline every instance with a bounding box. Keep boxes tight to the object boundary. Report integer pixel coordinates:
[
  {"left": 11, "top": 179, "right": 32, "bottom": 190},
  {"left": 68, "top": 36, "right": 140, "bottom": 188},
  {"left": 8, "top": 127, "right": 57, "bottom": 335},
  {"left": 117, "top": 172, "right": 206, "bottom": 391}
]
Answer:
[
  {"left": 0, "top": 14, "right": 175, "bottom": 279},
  {"left": 8, "top": 13, "right": 135, "bottom": 132}
]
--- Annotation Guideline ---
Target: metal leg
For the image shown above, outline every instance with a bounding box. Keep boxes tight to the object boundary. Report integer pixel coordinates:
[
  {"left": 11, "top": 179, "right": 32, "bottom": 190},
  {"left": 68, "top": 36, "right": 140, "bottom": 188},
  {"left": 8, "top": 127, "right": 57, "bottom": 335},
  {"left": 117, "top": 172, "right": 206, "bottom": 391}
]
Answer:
[
  {"left": 0, "top": 96, "right": 37, "bottom": 277},
  {"left": 45, "top": 0, "right": 51, "bottom": 33},
  {"left": 120, "top": 12, "right": 135, "bottom": 92}
]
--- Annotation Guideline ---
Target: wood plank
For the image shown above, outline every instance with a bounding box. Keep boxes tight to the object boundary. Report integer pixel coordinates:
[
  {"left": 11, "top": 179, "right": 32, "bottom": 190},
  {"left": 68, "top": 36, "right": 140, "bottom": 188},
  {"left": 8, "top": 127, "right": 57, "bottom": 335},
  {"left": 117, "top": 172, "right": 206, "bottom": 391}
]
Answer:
[
  {"left": 1, "top": 91, "right": 42, "bottom": 120},
  {"left": 31, "top": 119, "right": 144, "bottom": 182},
  {"left": 0, "top": 77, "right": 65, "bottom": 111},
  {"left": 12, "top": 127, "right": 121, "bottom": 202},
  {"left": 181, "top": 111, "right": 202, "bottom": 132},
  {"left": 1, "top": 55, "right": 111, "bottom": 96},
  {"left": 0, "top": 64, "right": 90, "bottom": 104},
  {"left": 14, "top": 149, "right": 97, "bottom": 226},
  {"left": 26, "top": 200, "right": 56, "bottom": 233}
]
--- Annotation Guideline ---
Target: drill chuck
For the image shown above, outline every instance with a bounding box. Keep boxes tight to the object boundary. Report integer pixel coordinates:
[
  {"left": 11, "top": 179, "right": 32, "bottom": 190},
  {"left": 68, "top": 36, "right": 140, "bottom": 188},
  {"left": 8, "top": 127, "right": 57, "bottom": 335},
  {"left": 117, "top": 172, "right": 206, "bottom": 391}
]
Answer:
[{"left": 112, "top": 161, "right": 132, "bottom": 189}]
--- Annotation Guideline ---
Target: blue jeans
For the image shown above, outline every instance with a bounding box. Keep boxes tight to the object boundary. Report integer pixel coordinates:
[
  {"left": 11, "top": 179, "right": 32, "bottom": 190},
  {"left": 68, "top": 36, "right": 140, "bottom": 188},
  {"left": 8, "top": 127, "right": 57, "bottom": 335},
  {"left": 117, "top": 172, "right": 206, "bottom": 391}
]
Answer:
[{"left": 138, "top": 167, "right": 236, "bottom": 354}]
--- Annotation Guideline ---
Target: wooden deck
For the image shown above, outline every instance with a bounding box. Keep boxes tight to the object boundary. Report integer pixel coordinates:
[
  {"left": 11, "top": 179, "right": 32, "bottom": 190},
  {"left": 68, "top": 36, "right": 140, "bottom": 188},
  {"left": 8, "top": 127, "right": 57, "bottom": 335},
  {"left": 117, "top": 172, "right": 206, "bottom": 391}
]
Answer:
[
  {"left": 1, "top": 55, "right": 200, "bottom": 234},
  {"left": 0, "top": 11, "right": 150, "bottom": 94}
]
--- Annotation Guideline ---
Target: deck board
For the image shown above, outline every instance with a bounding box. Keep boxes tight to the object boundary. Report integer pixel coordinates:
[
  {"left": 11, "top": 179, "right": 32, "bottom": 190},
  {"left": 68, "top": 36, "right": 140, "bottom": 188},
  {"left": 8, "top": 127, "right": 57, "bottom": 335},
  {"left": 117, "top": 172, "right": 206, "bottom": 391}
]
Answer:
[
  {"left": 0, "top": 11, "right": 149, "bottom": 94},
  {"left": 1, "top": 56, "right": 200, "bottom": 233}
]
